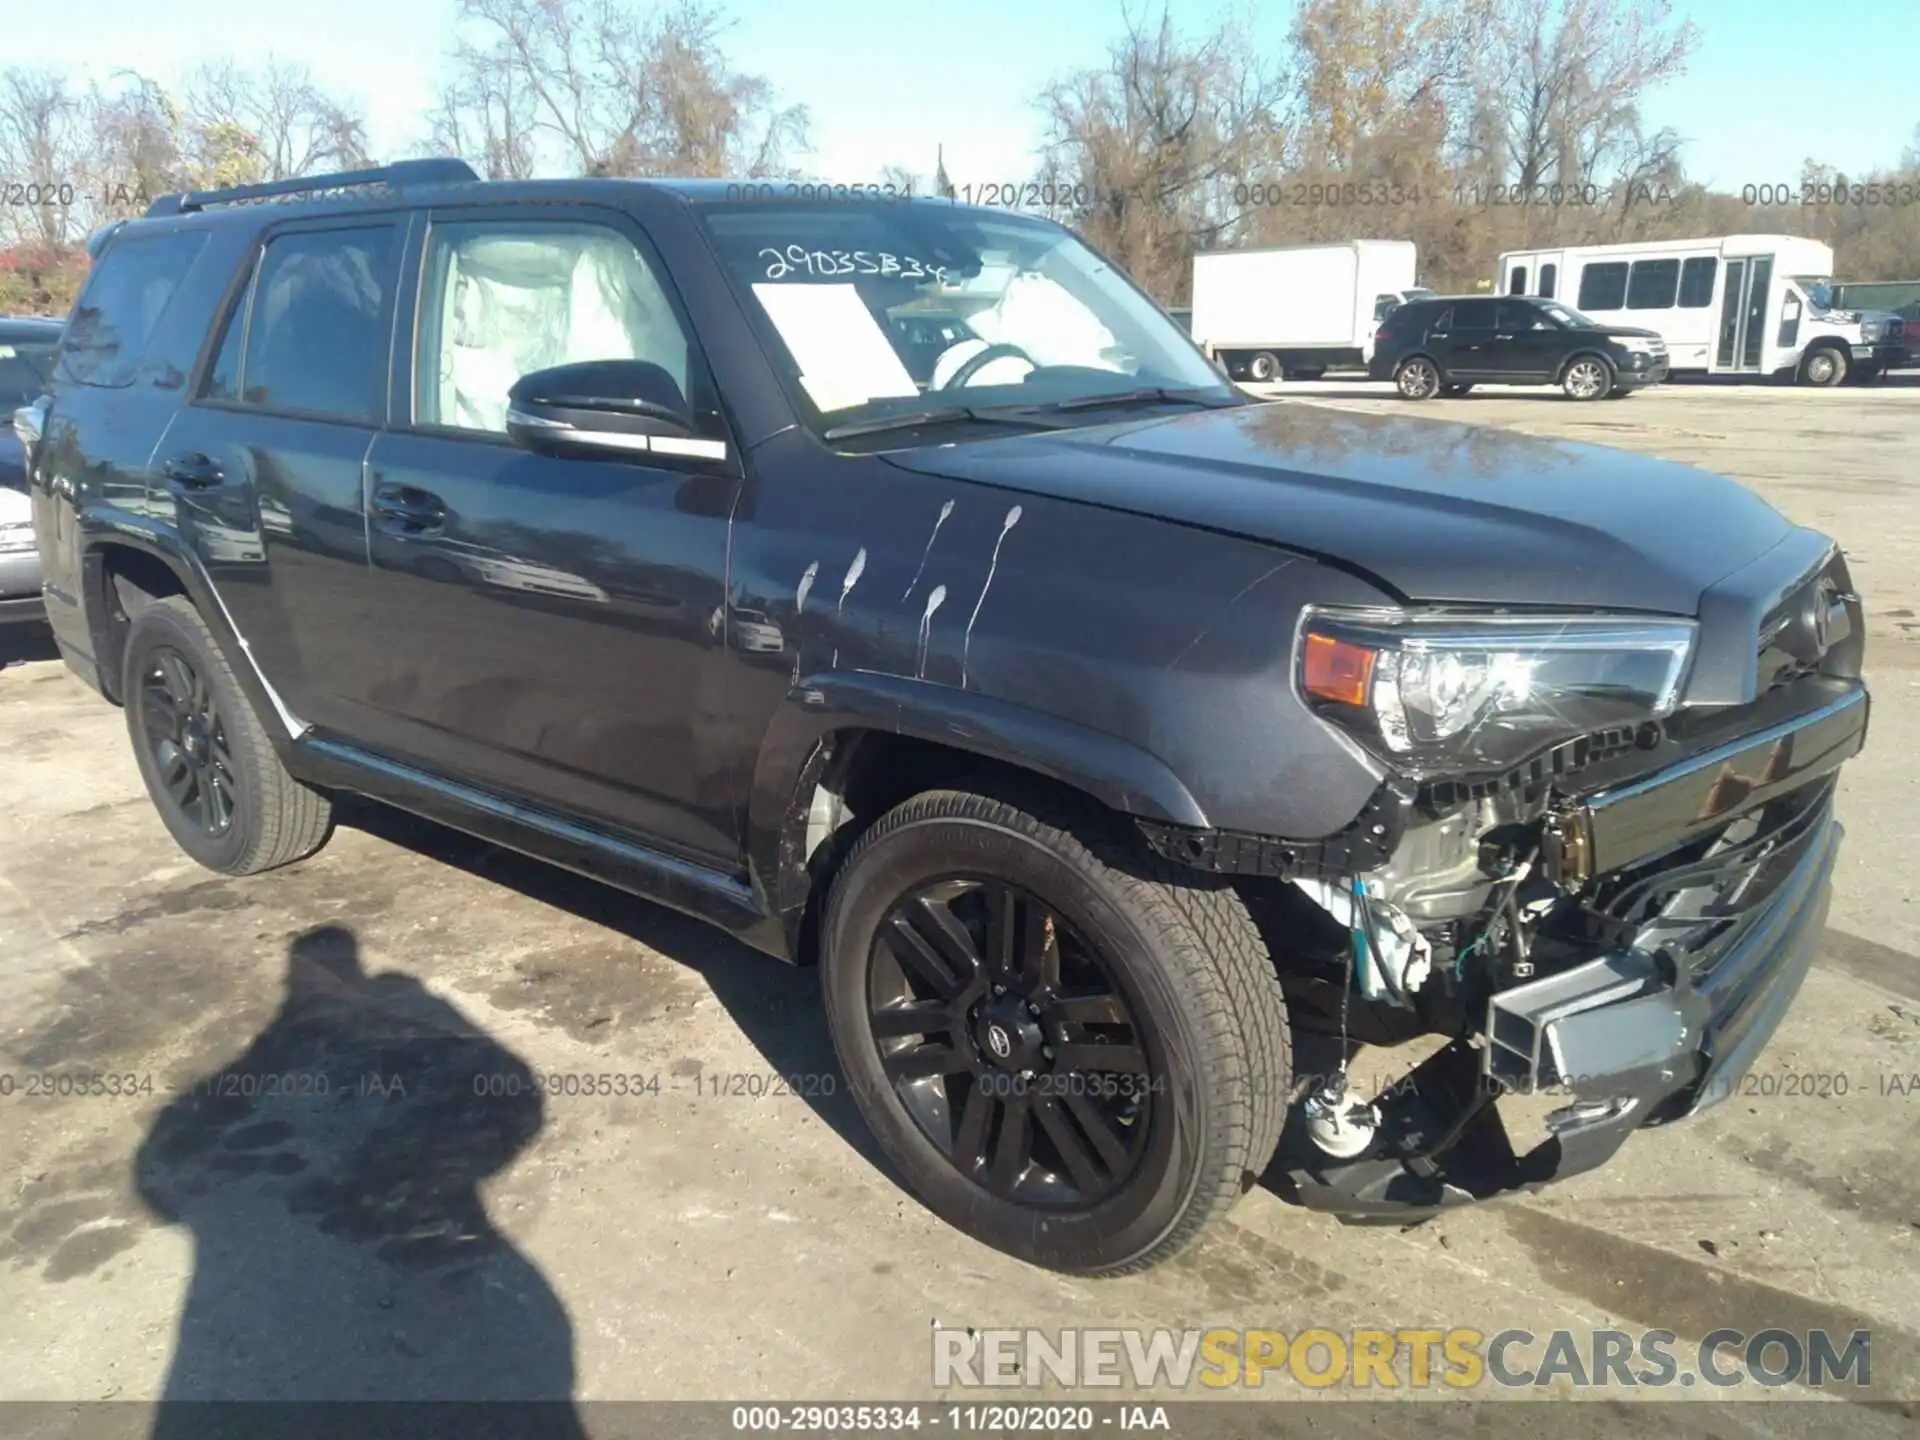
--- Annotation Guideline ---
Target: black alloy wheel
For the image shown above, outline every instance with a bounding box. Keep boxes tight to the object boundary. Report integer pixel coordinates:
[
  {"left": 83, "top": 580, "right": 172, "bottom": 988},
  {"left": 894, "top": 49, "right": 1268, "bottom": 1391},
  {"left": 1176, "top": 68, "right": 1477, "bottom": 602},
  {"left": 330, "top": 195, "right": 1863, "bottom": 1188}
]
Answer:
[
  {"left": 136, "top": 644, "right": 239, "bottom": 837},
  {"left": 867, "top": 876, "right": 1152, "bottom": 1206}
]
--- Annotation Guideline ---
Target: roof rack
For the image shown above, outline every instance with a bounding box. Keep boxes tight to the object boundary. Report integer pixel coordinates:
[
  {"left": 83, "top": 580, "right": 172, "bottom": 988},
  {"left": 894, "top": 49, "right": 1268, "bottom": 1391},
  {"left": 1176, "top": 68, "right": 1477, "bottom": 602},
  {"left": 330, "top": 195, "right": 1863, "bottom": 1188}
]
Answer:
[{"left": 145, "top": 157, "right": 480, "bottom": 219}]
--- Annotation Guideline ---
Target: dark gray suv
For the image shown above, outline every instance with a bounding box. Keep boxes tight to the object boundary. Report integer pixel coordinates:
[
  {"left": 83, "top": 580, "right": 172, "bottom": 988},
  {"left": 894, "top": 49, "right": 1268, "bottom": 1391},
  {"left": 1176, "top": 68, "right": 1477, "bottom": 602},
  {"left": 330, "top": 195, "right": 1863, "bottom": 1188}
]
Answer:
[{"left": 21, "top": 160, "right": 1868, "bottom": 1273}]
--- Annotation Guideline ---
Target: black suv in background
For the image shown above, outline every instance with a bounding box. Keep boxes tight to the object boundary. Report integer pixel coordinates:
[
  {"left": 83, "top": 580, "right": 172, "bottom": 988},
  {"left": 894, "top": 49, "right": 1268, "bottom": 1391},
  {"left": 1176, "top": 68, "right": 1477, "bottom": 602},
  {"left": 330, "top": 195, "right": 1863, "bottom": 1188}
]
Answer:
[
  {"left": 1370, "top": 294, "right": 1670, "bottom": 400},
  {"left": 20, "top": 161, "right": 1867, "bottom": 1275}
]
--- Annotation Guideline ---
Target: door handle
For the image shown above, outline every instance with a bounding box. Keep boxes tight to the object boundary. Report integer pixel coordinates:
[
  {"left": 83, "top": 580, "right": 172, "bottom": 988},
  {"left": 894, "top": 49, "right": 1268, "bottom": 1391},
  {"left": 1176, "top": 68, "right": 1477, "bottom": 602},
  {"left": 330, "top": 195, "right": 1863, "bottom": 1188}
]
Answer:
[
  {"left": 371, "top": 482, "right": 446, "bottom": 534},
  {"left": 164, "top": 453, "right": 225, "bottom": 488},
  {"left": 1494, "top": 333, "right": 1515, "bottom": 340}
]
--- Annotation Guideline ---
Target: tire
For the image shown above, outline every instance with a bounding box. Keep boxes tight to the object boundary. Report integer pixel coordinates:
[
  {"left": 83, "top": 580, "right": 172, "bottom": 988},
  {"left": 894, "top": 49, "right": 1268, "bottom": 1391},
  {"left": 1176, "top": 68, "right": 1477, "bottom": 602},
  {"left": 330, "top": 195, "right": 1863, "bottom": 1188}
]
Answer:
[
  {"left": 122, "top": 596, "right": 333, "bottom": 875},
  {"left": 1246, "top": 351, "right": 1279, "bottom": 383},
  {"left": 1394, "top": 356, "right": 1441, "bottom": 400},
  {"left": 1799, "top": 345, "right": 1848, "bottom": 387},
  {"left": 1561, "top": 354, "right": 1613, "bottom": 400},
  {"left": 1439, "top": 383, "right": 1473, "bottom": 396},
  {"left": 820, "top": 786, "right": 1290, "bottom": 1275}
]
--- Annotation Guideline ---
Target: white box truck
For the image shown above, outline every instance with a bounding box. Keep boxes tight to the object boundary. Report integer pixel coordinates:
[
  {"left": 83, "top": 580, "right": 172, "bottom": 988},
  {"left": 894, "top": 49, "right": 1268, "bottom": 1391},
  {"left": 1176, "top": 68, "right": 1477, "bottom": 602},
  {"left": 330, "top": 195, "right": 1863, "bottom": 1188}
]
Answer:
[
  {"left": 1497, "top": 235, "right": 1911, "bottom": 384},
  {"left": 1191, "top": 241, "right": 1431, "bottom": 382}
]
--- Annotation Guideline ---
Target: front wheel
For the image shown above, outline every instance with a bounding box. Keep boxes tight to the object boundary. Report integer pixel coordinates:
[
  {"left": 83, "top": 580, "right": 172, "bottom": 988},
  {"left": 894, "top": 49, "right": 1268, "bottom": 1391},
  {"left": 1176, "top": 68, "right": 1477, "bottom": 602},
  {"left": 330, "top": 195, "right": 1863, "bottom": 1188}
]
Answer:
[
  {"left": 820, "top": 787, "right": 1290, "bottom": 1275},
  {"left": 1562, "top": 355, "right": 1613, "bottom": 400},
  {"left": 123, "top": 597, "right": 334, "bottom": 875},
  {"left": 1395, "top": 356, "right": 1441, "bottom": 400},
  {"left": 1799, "top": 345, "right": 1848, "bottom": 386}
]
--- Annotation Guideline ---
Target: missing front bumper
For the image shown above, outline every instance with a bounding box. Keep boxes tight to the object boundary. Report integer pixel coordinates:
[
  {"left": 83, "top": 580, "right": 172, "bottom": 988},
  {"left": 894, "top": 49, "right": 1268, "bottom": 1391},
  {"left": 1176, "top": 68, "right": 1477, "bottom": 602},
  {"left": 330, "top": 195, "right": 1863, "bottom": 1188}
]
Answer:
[{"left": 1280, "top": 808, "right": 1841, "bottom": 1221}]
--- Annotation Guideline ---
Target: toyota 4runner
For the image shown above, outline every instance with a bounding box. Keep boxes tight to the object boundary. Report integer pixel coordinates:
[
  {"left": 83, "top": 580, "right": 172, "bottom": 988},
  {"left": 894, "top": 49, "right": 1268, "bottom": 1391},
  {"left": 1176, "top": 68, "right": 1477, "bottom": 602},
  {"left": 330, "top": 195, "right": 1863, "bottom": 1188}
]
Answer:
[{"left": 19, "top": 160, "right": 1870, "bottom": 1275}]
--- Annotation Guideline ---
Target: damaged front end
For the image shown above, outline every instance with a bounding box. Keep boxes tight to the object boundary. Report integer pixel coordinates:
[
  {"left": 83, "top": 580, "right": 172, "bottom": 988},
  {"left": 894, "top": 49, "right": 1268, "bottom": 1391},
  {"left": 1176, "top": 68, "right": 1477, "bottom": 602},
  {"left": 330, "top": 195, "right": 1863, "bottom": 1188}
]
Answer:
[{"left": 1142, "top": 541, "right": 1870, "bottom": 1219}]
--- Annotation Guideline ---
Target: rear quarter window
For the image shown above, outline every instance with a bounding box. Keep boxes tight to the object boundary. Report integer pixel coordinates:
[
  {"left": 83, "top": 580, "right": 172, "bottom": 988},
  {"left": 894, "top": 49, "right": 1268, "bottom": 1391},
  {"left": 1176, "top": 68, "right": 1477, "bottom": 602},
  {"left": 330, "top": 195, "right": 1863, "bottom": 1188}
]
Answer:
[{"left": 59, "top": 230, "right": 210, "bottom": 388}]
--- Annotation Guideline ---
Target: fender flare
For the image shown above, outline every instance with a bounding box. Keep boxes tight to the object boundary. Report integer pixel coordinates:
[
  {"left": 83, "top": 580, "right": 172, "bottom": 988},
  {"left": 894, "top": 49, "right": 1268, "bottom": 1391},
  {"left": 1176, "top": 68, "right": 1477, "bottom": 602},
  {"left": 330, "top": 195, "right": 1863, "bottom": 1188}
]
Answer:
[
  {"left": 77, "top": 515, "right": 302, "bottom": 749},
  {"left": 744, "top": 670, "right": 1211, "bottom": 941}
]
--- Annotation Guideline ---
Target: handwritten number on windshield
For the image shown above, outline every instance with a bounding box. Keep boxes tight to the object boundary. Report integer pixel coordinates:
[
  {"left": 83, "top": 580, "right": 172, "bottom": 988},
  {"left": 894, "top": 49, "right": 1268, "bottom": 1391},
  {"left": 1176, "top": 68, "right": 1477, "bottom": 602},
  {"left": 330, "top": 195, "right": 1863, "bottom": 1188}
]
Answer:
[{"left": 759, "top": 247, "right": 949, "bottom": 285}]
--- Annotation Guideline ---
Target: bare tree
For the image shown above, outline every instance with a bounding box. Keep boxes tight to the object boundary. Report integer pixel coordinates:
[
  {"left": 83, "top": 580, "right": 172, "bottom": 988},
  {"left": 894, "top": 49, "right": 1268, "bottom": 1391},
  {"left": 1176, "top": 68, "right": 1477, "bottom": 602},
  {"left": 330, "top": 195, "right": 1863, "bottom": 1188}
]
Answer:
[
  {"left": 436, "top": 0, "right": 808, "bottom": 177},
  {"left": 182, "top": 59, "right": 370, "bottom": 185},
  {"left": 1036, "top": 5, "right": 1285, "bottom": 302},
  {"left": 1470, "top": 0, "right": 1697, "bottom": 193},
  {"left": 0, "top": 69, "right": 87, "bottom": 253}
]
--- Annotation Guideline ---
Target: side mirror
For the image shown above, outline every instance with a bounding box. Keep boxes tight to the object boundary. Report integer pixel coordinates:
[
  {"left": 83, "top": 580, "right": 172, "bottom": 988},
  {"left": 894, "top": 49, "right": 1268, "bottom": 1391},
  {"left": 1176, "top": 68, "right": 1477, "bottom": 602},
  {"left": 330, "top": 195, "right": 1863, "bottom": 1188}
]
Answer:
[{"left": 505, "top": 360, "right": 727, "bottom": 463}]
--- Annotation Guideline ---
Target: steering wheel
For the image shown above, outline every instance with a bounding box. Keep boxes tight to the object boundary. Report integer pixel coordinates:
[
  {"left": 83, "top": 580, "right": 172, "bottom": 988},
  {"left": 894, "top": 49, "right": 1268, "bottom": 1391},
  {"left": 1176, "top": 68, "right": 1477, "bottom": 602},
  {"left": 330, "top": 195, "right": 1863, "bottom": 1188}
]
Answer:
[{"left": 938, "top": 342, "right": 1039, "bottom": 391}]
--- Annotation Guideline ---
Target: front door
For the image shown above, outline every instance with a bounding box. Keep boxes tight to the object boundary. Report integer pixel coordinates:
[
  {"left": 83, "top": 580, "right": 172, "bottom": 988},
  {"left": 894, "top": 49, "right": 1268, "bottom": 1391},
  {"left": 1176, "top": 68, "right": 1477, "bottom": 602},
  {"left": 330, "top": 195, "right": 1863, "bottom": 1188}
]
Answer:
[
  {"left": 1715, "top": 256, "right": 1775, "bottom": 372},
  {"left": 1494, "top": 299, "right": 1557, "bottom": 379},
  {"left": 354, "top": 207, "right": 744, "bottom": 866}
]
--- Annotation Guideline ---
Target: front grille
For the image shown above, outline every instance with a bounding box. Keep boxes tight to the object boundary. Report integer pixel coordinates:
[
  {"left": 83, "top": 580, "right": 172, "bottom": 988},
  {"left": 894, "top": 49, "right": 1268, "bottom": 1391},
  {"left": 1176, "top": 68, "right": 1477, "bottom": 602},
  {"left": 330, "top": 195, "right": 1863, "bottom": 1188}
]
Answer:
[{"left": 1580, "top": 775, "right": 1835, "bottom": 980}]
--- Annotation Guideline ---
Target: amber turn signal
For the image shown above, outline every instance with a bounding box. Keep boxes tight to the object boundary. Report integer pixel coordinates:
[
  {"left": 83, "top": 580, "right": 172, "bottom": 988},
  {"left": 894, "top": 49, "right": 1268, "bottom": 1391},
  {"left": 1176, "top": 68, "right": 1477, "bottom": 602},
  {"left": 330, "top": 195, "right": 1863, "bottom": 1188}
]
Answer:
[{"left": 1302, "top": 632, "right": 1377, "bottom": 707}]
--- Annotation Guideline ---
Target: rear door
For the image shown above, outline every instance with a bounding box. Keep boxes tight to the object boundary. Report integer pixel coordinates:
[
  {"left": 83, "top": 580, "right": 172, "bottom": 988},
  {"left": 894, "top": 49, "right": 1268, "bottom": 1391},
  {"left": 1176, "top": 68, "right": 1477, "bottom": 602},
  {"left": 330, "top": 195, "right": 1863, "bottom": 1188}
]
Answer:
[
  {"left": 1444, "top": 298, "right": 1499, "bottom": 377},
  {"left": 154, "top": 213, "right": 408, "bottom": 733},
  {"left": 1494, "top": 299, "right": 1557, "bottom": 379}
]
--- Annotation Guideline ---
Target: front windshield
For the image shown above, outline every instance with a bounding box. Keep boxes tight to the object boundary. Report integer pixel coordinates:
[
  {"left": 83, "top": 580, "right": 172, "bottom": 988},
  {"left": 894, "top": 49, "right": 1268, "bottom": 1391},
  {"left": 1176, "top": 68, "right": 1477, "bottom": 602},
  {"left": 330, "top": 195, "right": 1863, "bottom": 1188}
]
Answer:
[
  {"left": 696, "top": 202, "right": 1229, "bottom": 431},
  {"left": 1792, "top": 276, "right": 1837, "bottom": 311},
  {"left": 1537, "top": 301, "right": 1600, "bottom": 329}
]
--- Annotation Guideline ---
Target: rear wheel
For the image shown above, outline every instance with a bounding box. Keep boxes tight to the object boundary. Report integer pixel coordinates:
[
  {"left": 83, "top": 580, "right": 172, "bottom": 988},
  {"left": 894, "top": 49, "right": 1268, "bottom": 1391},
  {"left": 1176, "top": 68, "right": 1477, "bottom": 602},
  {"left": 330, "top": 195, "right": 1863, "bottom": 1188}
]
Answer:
[
  {"left": 1395, "top": 356, "right": 1441, "bottom": 400},
  {"left": 1246, "top": 351, "right": 1279, "bottom": 383},
  {"left": 1799, "top": 345, "right": 1848, "bottom": 386},
  {"left": 821, "top": 786, "right": 1290, "bottom": 1275},
  {"left": 1561, "top": 355, "right": 1613, "bottom": 400},
  {"left": 123, "top": 597, "right": 333, "bottom": 875}
]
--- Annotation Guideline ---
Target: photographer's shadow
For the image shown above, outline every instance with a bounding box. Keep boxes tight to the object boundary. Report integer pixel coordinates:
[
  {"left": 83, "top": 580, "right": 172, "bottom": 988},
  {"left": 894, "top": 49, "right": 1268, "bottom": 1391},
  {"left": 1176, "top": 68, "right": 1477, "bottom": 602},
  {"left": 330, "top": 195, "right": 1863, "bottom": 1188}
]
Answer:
[{"left": 136, "top": 923, "right": 585, "bottom": 1434}]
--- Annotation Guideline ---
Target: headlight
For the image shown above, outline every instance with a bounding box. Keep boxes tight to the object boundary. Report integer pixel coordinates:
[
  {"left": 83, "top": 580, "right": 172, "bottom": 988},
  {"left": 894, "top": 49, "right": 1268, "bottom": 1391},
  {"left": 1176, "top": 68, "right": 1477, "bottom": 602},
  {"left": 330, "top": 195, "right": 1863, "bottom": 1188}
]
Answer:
[
  {"left": 1296, "top": 608, "right": 1697, "bottom": 777},
  {"left": 1862, "top": 320, "right": 1884, "bottom": 341}
]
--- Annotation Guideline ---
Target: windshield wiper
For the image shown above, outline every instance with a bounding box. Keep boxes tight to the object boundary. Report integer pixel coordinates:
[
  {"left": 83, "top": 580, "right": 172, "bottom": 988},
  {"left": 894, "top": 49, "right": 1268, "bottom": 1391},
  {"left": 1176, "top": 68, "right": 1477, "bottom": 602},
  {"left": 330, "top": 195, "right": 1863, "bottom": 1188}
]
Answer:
[
  {"left": 822, "top": 404, "right": 1077, "bottom": 442},
  {"left": 1038, "top": 385, "right": 1243, "bottom": 413}
]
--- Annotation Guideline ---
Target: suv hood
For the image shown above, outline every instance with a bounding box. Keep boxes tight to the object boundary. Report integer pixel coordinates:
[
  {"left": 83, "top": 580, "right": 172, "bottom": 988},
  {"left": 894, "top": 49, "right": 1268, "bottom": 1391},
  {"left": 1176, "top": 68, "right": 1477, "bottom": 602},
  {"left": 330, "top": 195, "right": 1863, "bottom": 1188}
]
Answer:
[
  {"left": 878, "top": 401, "right": 1793, "bottom": 614},
  {"left": 1589, "top": 325, "right": 1662, "bottom": 341}
]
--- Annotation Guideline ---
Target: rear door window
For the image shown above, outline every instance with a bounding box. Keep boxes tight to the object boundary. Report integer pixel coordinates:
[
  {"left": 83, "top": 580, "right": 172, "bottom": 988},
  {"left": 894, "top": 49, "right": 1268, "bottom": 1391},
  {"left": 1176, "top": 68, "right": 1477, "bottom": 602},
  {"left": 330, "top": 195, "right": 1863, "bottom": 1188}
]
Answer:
[
  {"left": 206, "top": 225, "right": 399, "bottom": 423},
  {"left": 59, "top": 230, "right": 209, "bottom": 388},
  {"left": 1452, "top": 298, "right": 1498, "bottom": 332}
]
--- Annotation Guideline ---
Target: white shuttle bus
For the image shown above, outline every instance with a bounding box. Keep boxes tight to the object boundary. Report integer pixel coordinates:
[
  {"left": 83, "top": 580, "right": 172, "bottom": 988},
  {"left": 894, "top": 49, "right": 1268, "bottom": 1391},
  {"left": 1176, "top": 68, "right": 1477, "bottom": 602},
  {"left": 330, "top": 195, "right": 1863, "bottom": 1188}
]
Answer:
[{"left": 1496, "top": 235, "right": 1909, "bottom": 384}]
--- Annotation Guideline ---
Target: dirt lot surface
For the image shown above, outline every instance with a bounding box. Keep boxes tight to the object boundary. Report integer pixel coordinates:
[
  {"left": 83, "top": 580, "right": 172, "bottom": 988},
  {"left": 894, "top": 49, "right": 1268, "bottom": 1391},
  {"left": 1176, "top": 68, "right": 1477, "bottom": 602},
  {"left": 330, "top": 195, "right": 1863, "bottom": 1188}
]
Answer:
[{"left": 2, "top": 377, "right": 1917, "bottom": 1433}]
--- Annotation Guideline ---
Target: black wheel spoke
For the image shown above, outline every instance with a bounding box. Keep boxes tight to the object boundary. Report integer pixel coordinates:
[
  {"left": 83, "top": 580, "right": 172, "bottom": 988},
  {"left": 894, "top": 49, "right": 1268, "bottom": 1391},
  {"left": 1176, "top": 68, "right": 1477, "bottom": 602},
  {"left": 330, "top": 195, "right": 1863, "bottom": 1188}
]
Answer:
[
  {"left": 869, "top": 1000, "right": 951, "bottom": 1039},
  {"left": 987, "top": 1094, "right": 1031, "bottom": 1192},
  {"left": 1062, "top": 1089, "right": 1132, "bottom": 1175},
  {"left": 883, "top": 1042, "right": 968, "bottom": 1082},
  {"left": 159, "top": 652, "right": 194, "bottom": 706},
  {"left": 1055, "top": 1041, "right": 1148, "bottom": 1075},
  {"left": 984, "top": 886, "right": 1019, "bottom": 981},
  {"left": 142, "top": 702, "right": 178, "bottom": 750},
  {"left": 158, "top": 749, "right": 193, "bottom": 802},
  {"left": 952, "top": 1082, "right": 993, "bottom": 1169},
  {"left": 205, "top": 772, "right": 233, "bottom": 831},
  {"left": 1033, "top": 1095, "right": 1109, "bottom": 1193},
  {"left": 884, "top": 897, "right": 982, "bottom": 999}
]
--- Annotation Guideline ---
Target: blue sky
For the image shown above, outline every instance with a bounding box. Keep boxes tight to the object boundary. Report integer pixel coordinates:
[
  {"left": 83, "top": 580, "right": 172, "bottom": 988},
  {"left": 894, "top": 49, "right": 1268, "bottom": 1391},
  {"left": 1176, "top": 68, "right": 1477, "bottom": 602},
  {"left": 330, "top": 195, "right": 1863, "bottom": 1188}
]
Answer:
[{"left": 20, "top": 0, "right": 1919, "bottom": 189}]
